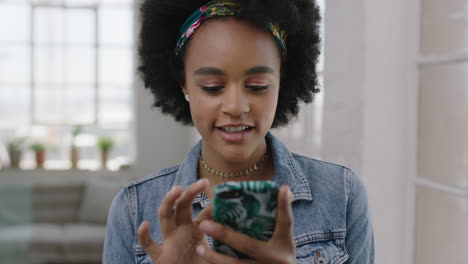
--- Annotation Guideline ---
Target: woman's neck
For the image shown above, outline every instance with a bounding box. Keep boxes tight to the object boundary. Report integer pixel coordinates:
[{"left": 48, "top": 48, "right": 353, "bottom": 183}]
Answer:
[{"left": 197, "top": 145, "right": 275, "bottom": 199}]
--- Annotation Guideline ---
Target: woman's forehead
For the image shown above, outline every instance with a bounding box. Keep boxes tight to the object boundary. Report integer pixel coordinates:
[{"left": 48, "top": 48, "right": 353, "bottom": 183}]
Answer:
[{"left": 183, "top": 18, "right": 281, "bottom": 74}]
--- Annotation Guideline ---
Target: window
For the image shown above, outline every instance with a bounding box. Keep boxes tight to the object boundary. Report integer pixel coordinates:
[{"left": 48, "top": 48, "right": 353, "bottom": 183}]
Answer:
[
  {"left": 0, "top": 0, "right": 135, "bottom": 170},
  {"left": 414, "top": 0, "right": 468, "bottom": 262}
]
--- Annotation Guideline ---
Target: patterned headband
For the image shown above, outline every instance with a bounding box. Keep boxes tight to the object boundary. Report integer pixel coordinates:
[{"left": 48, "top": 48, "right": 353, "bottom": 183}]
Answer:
[{"left": 175, "top": 0, "right": 287, "bottom": 56}]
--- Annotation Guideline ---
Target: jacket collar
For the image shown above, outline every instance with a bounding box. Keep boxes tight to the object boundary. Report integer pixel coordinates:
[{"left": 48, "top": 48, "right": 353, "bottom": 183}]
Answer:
[{"left": 172, "top": 132, "right": 313, "bottom": 204}]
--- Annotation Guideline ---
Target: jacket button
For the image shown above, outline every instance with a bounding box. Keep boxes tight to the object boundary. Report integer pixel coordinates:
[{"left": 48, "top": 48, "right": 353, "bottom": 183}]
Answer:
[
  {"left": 316, "top": 257, "right": 327, "bottom": 264},
  {"left": 315, "top": 250, "right": 327, "bottom": 264}
]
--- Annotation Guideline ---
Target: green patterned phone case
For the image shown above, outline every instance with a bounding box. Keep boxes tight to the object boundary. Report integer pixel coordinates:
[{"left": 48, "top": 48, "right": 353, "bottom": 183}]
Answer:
[{"left": 212, "top": 180, "right": 279, "bottom": 259}]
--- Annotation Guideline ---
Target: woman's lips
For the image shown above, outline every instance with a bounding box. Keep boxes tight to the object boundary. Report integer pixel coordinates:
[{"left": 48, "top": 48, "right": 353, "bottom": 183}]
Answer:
[{"left": 216, "top": 127, "right": 253, "bottom": 144}]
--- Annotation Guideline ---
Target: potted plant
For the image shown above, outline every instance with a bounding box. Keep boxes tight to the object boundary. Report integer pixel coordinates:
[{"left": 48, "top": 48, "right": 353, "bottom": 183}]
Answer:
[
  {"left": 30, "top": 143, "right": 46, "bottom": 169},
  {"left": 7, "top": 138, "right": 26, "bottom": 169},
  {"left": 97, "top": 136, "right": 115, "bottom": 169},
  {"left": 70, "top": 125, "right": 83, "bottom": 169}
]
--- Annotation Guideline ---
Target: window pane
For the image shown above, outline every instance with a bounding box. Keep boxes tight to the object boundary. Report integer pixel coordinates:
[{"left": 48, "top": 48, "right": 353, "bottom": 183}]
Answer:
[
  {"left": 415, "top": 186, "right": 466, "bottom": 264},
  {"left": 65, "top": 8, "right": 96, "bottom": 45},
  {"left": 33, "top": 85, "right": 65, "bottom": 123},
  {"left": 66, "top": 47, "right": 96, "bottom": 84},
  {"left": 64, "top": 0, "right": 98, "bottom": 6},
  {"left": 421, "top": 0, "right": 468, "bottom": 55},
  {"left": 32, "top": 0, "right": 64, "bottom": 4},
  {"left": 65, "top": 85, "right": 96, "bottom": 124},
  {"left": 99, "top": 0, "right": 133, "bottom": 7},
  {"left": 99, "top": 48, "right": 133, "bottom": 85},
  {"left": 0, "top": 3, "right": 30, "bottom": 42},
  {"left": 99, "top": 8, "right": 133, "bottom": 46},
  {"left": 34, "top": 47, "right": 64, "bottom": 84},
  {"left": 0, "top": 86, "right": 30, "bottom": 129},
  {"left": 33, "top": 84, "right": 95, "bottom": 125},
  {"left": 1, "top": 0, "right": 30, "bottom": 3},
  {"left": 34, "top": 7, "right": 65, "bottom": 45},
  {"left": 418, "top": 62, "right": 468, "bottom": 188},
  {"left": 99, "top": 87, "right": 132, "bottom": 127},
  {"left": 0, "top": 46, "right": 30, "bottom": 83}
]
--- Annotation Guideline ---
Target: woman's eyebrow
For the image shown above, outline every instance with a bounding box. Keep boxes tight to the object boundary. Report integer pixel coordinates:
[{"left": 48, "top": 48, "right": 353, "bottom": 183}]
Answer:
[
  {"left": 193, "top": 67, "right": 225, "bottom": 76},
  {"left": 245, "top": 66, "right": 275, "bottom": 76}
]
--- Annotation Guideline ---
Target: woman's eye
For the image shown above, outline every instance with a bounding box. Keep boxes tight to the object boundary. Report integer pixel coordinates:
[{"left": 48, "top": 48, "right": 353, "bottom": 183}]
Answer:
[
  {"left": 200, "top": 86, "right": 224, "bottom": 92},
  {"left": 246, "top": 85, "right": 269, "bottom": 91}
]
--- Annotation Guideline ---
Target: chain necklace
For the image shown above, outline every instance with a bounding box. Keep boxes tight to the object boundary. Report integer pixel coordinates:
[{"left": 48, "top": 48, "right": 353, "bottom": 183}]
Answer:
[{"left": 199, "top": 152, "right": 268, "bottom": 179}]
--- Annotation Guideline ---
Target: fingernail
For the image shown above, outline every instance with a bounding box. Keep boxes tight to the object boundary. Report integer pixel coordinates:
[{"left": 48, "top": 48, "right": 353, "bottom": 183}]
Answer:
[
  {"left": 196, "top": 245, "right": 205, "bottom": 256},
  {"left": 288, "top": 190, "right": 294, "bottom": 202},
  {"left": 200, "top": 220, "right": 215, "bottom": 233},
  {"left": 197, "top": 179, "right": 208, "bottom": 185}
]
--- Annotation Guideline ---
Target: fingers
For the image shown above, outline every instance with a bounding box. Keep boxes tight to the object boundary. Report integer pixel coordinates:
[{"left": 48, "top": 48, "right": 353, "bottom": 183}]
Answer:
[
  {"left": 272, "top": 185, "right": 294, "bottom": 243},
  {"left": 137, "top": 221, "right": 161, "bottom": 257},
  {"left": 175, "top": 179, "right": 209, "bottom": 225},
  {"left": 196, "top": 244, "right": 253, "bottom": 264},
  {"left": 158, "top": 185, "right": 183, "bottom": 236},
  {"left": 194, "top": 204, "right": 213, "bottom": 223},
  {"left": 199, "top": 220, "right": 275, "bottom": 261}
]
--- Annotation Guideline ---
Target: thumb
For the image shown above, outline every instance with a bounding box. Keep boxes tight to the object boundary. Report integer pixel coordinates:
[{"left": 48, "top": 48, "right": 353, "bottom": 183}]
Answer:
[
  {"left": 272, "top": 186, "right": 294, "bottom": 243},
  {"left": 137, "top": 221, "right": 161, "bottom": 257}
]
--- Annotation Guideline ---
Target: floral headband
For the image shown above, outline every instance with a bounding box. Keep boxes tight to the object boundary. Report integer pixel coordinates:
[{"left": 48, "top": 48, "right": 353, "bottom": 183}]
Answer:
[{"left": 175, "top": 0, "right": 287, "bottom": 56}]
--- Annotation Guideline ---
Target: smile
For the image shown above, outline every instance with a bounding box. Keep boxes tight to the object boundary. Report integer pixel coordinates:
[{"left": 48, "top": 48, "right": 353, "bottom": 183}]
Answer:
[{"left": 219, "top": 126, "right": 252, "bottom": 133}]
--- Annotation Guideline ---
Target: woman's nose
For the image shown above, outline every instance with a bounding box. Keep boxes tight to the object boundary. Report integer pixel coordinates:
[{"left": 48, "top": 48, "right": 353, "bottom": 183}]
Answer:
[{"left": 220, "top": 86, "right": 250, "bottom": 117}]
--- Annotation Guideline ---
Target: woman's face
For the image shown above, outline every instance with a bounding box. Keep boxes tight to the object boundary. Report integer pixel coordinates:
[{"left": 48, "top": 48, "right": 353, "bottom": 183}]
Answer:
[{"left": 182, "top": 18, "right": 281, "bottom": 164}]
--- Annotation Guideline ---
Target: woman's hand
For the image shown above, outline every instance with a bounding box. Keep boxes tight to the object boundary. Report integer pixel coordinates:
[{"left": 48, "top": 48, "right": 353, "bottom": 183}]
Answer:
[
  {"left": 137, "top": 179, "right": 212, "bottom": 264},
  {"left": 196, "top": 185, "right": 296, "bottom": 264}
]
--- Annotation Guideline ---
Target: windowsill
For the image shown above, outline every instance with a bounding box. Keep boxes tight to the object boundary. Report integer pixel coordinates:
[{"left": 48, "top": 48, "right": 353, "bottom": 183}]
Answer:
[
  {"left": 1, "top": 159, "right": 132, "bottom": 172},
  {"left": 0, "top": 166, "right": 134, "bottom": 184}
]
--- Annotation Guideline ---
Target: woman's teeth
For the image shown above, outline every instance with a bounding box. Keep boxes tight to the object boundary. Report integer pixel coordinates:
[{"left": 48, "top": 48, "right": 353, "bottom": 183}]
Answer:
[{"left": 221, "top": 126, "right": 250, "bottom": 133}]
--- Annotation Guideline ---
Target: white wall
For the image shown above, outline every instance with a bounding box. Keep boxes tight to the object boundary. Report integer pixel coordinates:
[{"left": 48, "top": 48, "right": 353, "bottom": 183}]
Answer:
[
  {"left": 324, "top": 0, "right": 416, "bottom": 263},
  {"left": 362, "top": 0, "right": 415, "bottom": 263},
  {"left": 322, "top": 0, "right": 365, "bottom": 174},
  {"left": 132, "top": 0, "right": 193, "bottom": 178},
  {"left": 132, "top": 79, "right": 192, "bottom": 178}
]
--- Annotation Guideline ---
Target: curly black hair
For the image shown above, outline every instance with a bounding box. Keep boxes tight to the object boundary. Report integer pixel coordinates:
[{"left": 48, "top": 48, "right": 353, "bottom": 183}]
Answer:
[{"left": 138, "top": 0, "right": 321, "bottom": 128}]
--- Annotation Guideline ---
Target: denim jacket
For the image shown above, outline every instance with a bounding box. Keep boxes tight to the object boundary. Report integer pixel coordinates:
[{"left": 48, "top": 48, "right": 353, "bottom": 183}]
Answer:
[{"left": 103, "top": 132, "right": 375, "bottom": 264}]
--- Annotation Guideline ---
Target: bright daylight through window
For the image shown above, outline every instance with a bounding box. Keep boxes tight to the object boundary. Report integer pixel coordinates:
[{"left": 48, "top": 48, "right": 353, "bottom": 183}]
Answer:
[{"left": 0, "top": 0, "right": 135, "bottom": 170}]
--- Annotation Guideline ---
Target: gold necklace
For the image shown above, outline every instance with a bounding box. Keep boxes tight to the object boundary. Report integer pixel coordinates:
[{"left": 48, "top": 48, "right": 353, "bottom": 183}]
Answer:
[{"left": 199, "top": 152, "right": 268, "bottom": 179}]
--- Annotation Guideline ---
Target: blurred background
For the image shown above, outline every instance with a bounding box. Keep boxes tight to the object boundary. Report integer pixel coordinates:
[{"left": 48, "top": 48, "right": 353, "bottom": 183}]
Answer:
[{"left": 0, "top": 0, "right": 466, "bottom": 263}]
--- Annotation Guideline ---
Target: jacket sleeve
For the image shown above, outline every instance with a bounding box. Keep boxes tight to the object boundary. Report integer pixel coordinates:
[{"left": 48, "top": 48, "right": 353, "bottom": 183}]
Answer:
[
  {"left": 344, "top": 169, "right": 375, "bottom": 264},
  {"left": 103, "top": 188, "right": 136, "bottom": 263}
]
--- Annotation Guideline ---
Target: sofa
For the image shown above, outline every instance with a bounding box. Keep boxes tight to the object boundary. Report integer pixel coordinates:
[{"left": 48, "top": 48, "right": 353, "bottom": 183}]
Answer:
[{"left": 0, "top": 172, "right": 129, "bottom": 264}]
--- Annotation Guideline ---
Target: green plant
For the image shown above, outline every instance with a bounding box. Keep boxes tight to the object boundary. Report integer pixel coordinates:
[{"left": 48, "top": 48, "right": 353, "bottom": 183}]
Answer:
[
  {"left": 97, "top": 137, "right": 115, "bottom": 151},
  {"left": 72, "top": 125, "right": 83, "bottom": 138},
  {"left": 30, "top": 143, "right": 46, "bottom": 152},
  {"left": 71, "top": 125, "right": 83, "bottom": 147},
  {"left": 7, "top": 138, "right": 27, "bottom": 153}
]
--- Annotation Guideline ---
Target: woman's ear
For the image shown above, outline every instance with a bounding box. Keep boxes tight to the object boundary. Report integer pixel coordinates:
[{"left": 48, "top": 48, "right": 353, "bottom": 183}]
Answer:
[{"left": 181, "top": 86, "right": 189, "bottom": 102}]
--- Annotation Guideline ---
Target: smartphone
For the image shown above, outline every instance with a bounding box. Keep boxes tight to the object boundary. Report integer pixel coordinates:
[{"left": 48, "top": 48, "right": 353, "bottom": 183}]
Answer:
[{"left": 212, "top": 180, "right": 279, "bottom": 259}]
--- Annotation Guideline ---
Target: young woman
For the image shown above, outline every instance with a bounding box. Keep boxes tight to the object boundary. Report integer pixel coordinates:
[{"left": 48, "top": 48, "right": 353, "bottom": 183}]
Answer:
[{"left": 103, "top": 0, "right": 375, "bottom": 263}]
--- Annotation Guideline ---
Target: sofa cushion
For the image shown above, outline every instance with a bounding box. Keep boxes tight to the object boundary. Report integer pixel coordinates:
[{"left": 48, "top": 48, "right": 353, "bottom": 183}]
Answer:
[
  {"left": 33, "top": 183, "right": 84, "bottom": 224},
  {"left": 0, "top": 183, "right": 33, "bottom": 227},
  {"left": 0, "top": 226, "right": 31, "bottom": 264},
  {"left": 78, "top": 177, "right": 125, "bottom": 225},
  {"left": 0, "top": 224, "right": 65, "bottom": 264},
  {"left": 0, "top": 223, "right": 106, "bottom": 264},
  {"left": 63, "top": 224, "right": 106, "bottom": 262}
]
